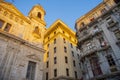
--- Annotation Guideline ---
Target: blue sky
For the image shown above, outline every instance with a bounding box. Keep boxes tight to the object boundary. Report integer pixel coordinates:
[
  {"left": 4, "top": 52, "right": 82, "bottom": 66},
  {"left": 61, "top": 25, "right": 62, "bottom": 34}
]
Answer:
[{"left": 6, "top": 0, "right": 102, "bottom": 31}]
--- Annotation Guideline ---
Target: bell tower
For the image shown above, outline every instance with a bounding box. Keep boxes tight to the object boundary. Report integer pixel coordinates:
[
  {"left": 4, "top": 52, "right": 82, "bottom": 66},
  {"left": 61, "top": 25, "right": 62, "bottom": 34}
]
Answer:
[
  {"left": 28, "top": 4, "right": 46, "bottom": 26},
  {"left": 28, "top": 4, "right": 46, "bottom": 47}
]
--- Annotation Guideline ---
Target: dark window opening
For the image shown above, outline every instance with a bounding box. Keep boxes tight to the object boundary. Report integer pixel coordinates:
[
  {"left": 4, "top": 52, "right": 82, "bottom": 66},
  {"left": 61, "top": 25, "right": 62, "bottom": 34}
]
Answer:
[
  {"left": 4, "top": 23, "right": 11, "bottom": 32},
  {"left": 64, "top": 46, "right": 67, "bottom": 53},
  {"left": 54, "top": 57, "right": 57, "bottom": 64},
  {"left": 54, "top": 47, "right": 56, "bottom": 53},
  {"left": 54, "top": 39, "right": 56, "bottom": 44},
  {"left": 75, "top": 71, "right": 78, "bottom": 79},
  {"left": 37, "top": 12, "right": 41, "bottom": 19},
  {"left": 0, "top": 19, "right": 4, "bottom": 29},
  {"left": 65, "top": 56, "right": 68, "bottom": 63},
  {"left": 106, "top": 55, "right": 116, "bottom": 67},
  {"left": 73, "top": 60, "right": 76, "bottom": 67},
  {"left": 54, "top": 69, "right": 57, "bottom": 77},
  {"left": 46, "top": 72, "right": 48, "bottom": 80},
  {"left": 66, "top": 68, "right": 69, "bottom": 76},
  {"left": 46, "top": 61, "right": 49, "bottom": 68},
  {"left": 26, "top": 61, "right": 36, "bottom": 80}
]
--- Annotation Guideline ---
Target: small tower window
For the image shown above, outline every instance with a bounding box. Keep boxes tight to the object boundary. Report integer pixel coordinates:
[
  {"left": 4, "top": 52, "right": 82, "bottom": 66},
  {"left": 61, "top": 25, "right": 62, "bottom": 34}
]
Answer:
[{"left": 37, "top": 12, "right": 41, "bottom": 19}]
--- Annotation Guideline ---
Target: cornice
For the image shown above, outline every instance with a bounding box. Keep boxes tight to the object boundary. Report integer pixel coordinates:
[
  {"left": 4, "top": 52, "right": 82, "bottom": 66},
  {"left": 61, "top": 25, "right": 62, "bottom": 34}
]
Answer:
[
  {"left": 0, "top": 30, "right": 45, "bottom": 52},
  {"left": 44, "top": 19, "right": 75, "bottom": 38},
  {"left": 44, "top": 32, "right": 77, "bottom": 46},
  {"left": 29, "top": 15, "right": 46, "bottom": 26},
  {"left": 0, "top": 2, "right": 31, "bottom": 24},
  {"left": 28, "top": 4, "right": 46, "bottom": 15}
]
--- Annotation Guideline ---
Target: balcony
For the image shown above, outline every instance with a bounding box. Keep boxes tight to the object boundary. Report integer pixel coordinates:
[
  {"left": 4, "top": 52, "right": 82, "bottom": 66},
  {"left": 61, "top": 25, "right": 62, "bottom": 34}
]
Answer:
[
  {"left": 80, "top": 46, "right": 97, "bottom": 59},
  {"left": 80, "top": 42, "right": 110, "bottom": 60},
  {"left": 92, "top": 66, "right": 120, "bottom": 80},
  {"left": 116, "top": 40, "right": 120, "bottom": 44},
  {"left": 98, "top": 42, "right": 110, "bottom": 51},
  {"left": 107, "top": 22, "right": 119, "bottom": 29},
  {"left": 91, "top": 28, "right": 103, "bottom": 36},
  {"left": 78, "top": 30, "right": 92, "bottom": 43},
  {"left": 77, "top": 28, "right": 102, "bottom": 43}
]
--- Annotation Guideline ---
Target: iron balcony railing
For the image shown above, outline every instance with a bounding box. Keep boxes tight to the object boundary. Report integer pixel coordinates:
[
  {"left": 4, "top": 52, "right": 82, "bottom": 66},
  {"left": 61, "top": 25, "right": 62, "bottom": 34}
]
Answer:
[
  {"left": 77, "top": 28, "right": 102, "bottom": 43},
  {"left": 80, "top": 42, "right": 110, "bottom": 60}
]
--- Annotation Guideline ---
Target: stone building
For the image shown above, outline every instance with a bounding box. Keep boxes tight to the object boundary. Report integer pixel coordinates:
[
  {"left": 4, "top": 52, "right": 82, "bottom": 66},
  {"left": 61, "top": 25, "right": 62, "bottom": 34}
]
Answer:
[
  {"left": 43, "top": 20, "right": 82, "bottom": 80},
  {"left": 75, "top": 0, "right": 120, "bottom": 80},
  {"left": 0, "top": 1, "right": 46, "bottom": 80}
]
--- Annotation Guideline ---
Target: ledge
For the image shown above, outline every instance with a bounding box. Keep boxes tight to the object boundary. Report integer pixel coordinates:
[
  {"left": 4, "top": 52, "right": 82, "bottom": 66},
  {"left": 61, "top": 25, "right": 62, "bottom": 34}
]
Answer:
[{"left": 0, "top": 30, "right": 45, "bottom": 52}]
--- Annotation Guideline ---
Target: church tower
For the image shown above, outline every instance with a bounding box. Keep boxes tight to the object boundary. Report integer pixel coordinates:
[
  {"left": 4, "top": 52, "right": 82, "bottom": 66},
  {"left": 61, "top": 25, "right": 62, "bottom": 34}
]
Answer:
[{"left": 28, "top": 4, "right": 46, "bottom": 46}]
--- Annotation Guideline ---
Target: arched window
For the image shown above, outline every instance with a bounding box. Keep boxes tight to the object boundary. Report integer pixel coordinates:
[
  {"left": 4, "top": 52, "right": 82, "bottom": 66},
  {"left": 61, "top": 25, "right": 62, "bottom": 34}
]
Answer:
[
  {"left": 33, "top": 26, "right": 41, "bottom": 38},
  {"left": 37, "top": 12, "right": 41, "bottom": 19},
  {"left": 34, "top": 26, "right": 39, "bottom": 34}
]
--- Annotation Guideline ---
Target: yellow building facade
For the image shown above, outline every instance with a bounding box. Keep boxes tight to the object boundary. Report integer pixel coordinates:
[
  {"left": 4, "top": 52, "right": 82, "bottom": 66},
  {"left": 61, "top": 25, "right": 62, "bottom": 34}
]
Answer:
[
  {"left": 0, "top": 1, "right": 46, "bottom": 46},
  {"left": 43, "top": 20, "right": 82, "bottom": 80},
  {"left": 0, "top": 1, "right": 82, "bottom": 80}
]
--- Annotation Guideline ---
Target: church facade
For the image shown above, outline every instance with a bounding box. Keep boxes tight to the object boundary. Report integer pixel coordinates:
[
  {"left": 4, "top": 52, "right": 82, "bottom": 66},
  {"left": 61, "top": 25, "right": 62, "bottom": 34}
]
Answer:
[{"left": 0, "top": 1, "right": 46, "bottom": 80}]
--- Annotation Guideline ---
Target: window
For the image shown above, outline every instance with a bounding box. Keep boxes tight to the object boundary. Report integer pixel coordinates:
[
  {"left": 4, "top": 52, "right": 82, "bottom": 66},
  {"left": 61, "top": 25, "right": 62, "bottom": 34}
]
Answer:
[
  {"left": 86, "top": 42, "right": 93, "bottom": 50},
  {"left": 47, "top": 44, "right": 49, "bottom": 48},
  {"left": 33, "top": 27, "right": 39, "bottom": 34},
  {"left": 90, "top": 56, "right": 102, "bottom": 76},
  {"left": 54, "top": 69, "right": 57, "bottom": 77},
  {"left": 66, "top": 68, "right": 69, "bottom": 76},
  {"left": 101, "top": 8, "right": 107, "bottom": 14},
  {"left": 48, "top": 37, "right": 50, "bottom": 40},
  {"left": 74, "top": 71, "right": 78, "bottom": 79},
  {"left": 47, "top": 52, "right": 49, "bottom": 58},
  {"left": 73, "top": 60, "right": 76, "bottom": 67},
  {"left": 69, "top": 36, "right": 71, "bottom": 39},
  {"left": 54, "top": 47, "right": 56, "bottom": 53},
  {"left": 63, "top": 31, "right": 65, "bottom": 34},
  {"left": 65, "top": 56, "right": 68, "bottom": 63},
  {"left": 26, "top": 61, "right": 36, "bottom": 80},
  {"left": 90, "top": 17, "right": 94, "bottom": 22},
  {"left": 46, "top": 72, "right": 48, "bottom": 80},
  {"left": 77, "top": 54, "right": 79, "bottom": 59},
  {"left": 81, "top": 22, "right": 85, "bottom": 27},
  {"left": 54, "top": 39, "right": 56, "bottom": 44},
  {"left": 71, "top": 43, "right": 73, "bottom": 48},
  {"left": 98, "top": 36, "right": 107, "bottom": 47},
  {"left": 76, "top": 47, "right": 78, "bottom": 51},
  {"left": 54, "top": 31, "right": 56, "bottom": 34},
  {"left": 4, "top": 23, "right": 11, "bottom": 32},
  {"left": 72, "top": 51, "right": 74, "bottom": 57},
  {"left": 114, "top": 30, "right": 120, "bottom": 40},
  {"left": 63, "top": 38, "right": 66, "bottom": 43},
  {"left": 64, "top": 46, "right": 67, "bottom": 53},
  {"left": 46, "top": 61, "right": 49, "bottom": 68},
  {"left": 106, "top": 55, "right": 116, "bottom": 67},
  {"left": 54, "top": 57, "right": 57, "bottom": 64},
  {"left": 106, "top": 17, "right": 115, "bottom": 26},
  {"left": 0, "top": 19, "right": 4, "bottom": 29},
  {"left": 79, "top": 63, "right": 81, "bottom": 68},
  {"left": 37, "top": 12, "right": 41, "bottom": 18}
]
